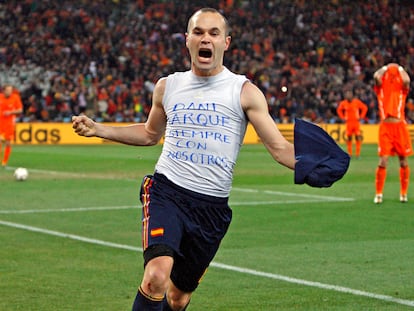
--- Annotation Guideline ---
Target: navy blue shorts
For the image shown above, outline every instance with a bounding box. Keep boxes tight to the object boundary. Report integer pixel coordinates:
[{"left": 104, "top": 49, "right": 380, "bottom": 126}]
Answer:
[{"left": 139, "top": 173, "right": 232, "bottom": 292}]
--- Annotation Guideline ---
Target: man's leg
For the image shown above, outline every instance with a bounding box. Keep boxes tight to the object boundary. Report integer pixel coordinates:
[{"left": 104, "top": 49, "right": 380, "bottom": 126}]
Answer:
[
  {"left": 399, "top": 156, "right": 410, "bottom": 203},
  {"left": 355, "top": 136, "right": 362, "bottom": 158},
  {"left": 374, "top": 156, "right": 388, "bottom": 204},
  {"left": 132, "top": 286, "right": 164, "bottom": 311},
  {"left": 132, "top": 256, "right": 174, "bottom": 311},
  {"left": 2, "top": 140, "right": 11, "bottom": 166},
  {"left": 162, "top": 281, "right": 192, "bottom": 311},
  {"left": 346, "top": 137, "right": 353, "bottom": 156}
]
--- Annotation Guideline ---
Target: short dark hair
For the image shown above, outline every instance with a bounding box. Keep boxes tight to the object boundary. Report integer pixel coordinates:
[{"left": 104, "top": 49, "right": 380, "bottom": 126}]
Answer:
[{"left": 187, "top": 8, "right": 230, "bottom": 36}]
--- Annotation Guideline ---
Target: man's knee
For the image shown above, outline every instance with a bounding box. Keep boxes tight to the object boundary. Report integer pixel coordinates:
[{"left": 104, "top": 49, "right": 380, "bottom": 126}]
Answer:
[
  {"left": 399, "top": 156, "right": 409, "bottom": 167},
  {"left": 141, "top": 253, "right": 174, "bottom": 296},
  {"left": 378, "top": 156, "right": 388, "bottom": 167}
]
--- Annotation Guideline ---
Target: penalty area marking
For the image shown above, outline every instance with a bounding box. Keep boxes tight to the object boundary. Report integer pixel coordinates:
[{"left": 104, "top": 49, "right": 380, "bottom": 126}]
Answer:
[
  {"left": 0, "top": 205, "right": 138, "bottom": 214},
  {"left": 4, "top": 166, "right": 354, "bottom": 204},
  {"left": 232, "top": 187, "right": 354, "bottom": 203},
  {"left": 3, "top": 166, "right": 137, "bottom": 181},
  {"left": 0, "top": 188, "right": 354, "bottom": 215},
  {"left": 0, "top": 195, "right": 351, "bottom": 215},
  {"left": 0, "top": 219, "right": 413, "bottom": 308}
]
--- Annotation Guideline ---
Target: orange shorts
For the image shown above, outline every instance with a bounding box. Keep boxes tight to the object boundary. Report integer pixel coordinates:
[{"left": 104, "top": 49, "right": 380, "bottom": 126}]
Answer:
[
  {"left": 378, "top": 121, "right": 413, "bottom": 156},
  {"left": 346, "top": 121, "right": 361, "bottom": 136},
  {"left": 0, "top": 123, "right": 15, "bottom": 141}
]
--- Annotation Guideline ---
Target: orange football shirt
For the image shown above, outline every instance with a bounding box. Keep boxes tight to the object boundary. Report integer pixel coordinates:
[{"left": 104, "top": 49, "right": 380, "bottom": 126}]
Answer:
[
  {"left": 0, "top": 92, "right": 23, "bottom": 139},
  {"left": 374, "top": 65, "right": 409, "bottom": 121}
]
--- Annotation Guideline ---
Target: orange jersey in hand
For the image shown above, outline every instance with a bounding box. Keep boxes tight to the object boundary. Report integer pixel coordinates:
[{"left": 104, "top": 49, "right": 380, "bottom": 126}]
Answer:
[{"left": 374, "top": 66, "right": 409, "bottom": 121}]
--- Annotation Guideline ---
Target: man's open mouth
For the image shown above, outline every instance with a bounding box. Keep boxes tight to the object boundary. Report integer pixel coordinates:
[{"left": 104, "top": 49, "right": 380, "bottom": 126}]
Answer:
[{"left": 199, "top": 48, "right": 212, "bottom": 58}]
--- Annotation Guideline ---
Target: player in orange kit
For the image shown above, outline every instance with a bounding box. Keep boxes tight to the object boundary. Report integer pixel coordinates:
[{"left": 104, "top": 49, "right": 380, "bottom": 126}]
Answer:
[
  {"left": 373, "top": 63, "right": 412, "bottom": 204},
  {"left": 0, "top": 84, "right": 23, "bottom": 167},
  {"left": 336, "top": 90, "right": 368, "bottom": 158}
]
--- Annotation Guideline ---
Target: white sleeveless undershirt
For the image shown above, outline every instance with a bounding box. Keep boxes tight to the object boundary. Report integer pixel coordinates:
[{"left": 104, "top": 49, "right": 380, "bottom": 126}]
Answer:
[{"left": 155, "top": 67, "right": 248, "bottom": 197}]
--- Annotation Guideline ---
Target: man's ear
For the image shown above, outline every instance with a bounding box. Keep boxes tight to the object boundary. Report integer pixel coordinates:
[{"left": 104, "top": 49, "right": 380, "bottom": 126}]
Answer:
[
  {"left": 224, "top": 36, "right": 231, "bottom": 51},
  {"left": 185, "top": 33, "right": 189, "bottom": 48}
]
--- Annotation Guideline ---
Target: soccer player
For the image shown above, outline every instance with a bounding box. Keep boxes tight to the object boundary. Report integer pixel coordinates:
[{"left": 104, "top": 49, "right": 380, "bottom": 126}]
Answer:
[
  {"left": 72, "top": 8, "right": 348, "bottom": 310},
  {"left": 336, "top": 90, "right": 368, "bottom": 158},
  {"left": 0, "top": 84, "right": 23, "bottom": 168},
  {"left": 373, "top": 63, "right": 412, "bottom": 204}
]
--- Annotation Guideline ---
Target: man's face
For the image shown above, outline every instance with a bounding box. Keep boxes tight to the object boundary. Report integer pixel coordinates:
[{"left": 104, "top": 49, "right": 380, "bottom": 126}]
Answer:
[
  {"left": 4, "top": 86, "right": 12, "bottom": 97},
  {"left": 345, "top": 90, "right": 353, "bottom": 100},
  {"left": 186, "top": 12, "right": 231, "bottom": 76}
]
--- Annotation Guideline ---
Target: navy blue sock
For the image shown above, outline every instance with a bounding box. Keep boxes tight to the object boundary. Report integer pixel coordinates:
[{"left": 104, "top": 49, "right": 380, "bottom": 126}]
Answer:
[
  {"left": 132, "top": 286, "right": 163, "bottom": 311},
  {"left": 162, "top": 297, "right": 190, "bottom": 311}
]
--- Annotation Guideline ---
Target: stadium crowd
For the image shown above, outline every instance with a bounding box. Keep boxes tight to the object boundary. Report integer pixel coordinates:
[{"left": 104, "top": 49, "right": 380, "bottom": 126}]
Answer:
[{"left": 1, "top": 0, "right": 414, "bottom": 124}]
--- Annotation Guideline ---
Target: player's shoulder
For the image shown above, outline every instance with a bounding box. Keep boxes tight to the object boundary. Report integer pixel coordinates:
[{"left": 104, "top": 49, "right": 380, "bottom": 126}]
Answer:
[
  {"left": 156, "top": 76, "right": 168, "bottom": 86},
  {"left": 153, "top": 77, "right": 168, "bottom": 98},
  {"left": 241, "top": 80, "right": 263, "bottom": 97},
  {"left": 240, "top": 81, "right": 267, "bottom": 111}
]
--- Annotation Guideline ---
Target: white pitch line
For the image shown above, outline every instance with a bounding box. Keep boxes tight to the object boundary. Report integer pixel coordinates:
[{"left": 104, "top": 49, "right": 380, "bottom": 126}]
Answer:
[
  {"left": 4, "top": 166, "right": 137, "bottom": 181},
  {"left": 211, "top": 262, "right": 414, "bottom": 308},
  {"left": 5, "top": 166, "right": 88, "bottom": 177},
  {"left": 0, "top": 198, "right": 348, "bottom": 215},
  {"left": 0, "top": 187, "right": 354, "bottom": 215},
  {"left": 0, "top": 220, "right": 413, "bottom": 308},
  {"left": 232, "top": 187, "right": 354, "bottom": 202},
  {"left": 0, "top": 220, "right": 139, "bottom": 252},
  {"left": 231, "top": 198, "right": 351, "bottom": 206},
  {"left": 0, "top": 205, "right": 138, "bottom": 214},
  {"left": 5, "top": 167, "right": 354, "bottom": 203}
]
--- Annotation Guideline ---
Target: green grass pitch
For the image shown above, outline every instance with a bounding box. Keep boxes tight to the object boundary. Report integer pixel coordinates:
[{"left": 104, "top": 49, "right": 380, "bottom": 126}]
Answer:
[{"left": 1, "top": 143, "right": 413, "bottom": 310}]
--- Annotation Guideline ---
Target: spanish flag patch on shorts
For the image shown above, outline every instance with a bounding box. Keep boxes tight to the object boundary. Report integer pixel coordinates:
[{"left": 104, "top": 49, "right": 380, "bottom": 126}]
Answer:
[{"left": 150, "top": 228, "right": 164, "bottom": 237}]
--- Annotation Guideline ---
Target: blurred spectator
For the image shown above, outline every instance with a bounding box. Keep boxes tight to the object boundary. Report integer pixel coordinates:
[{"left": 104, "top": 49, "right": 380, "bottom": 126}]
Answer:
[{"left": 1, "top": 0, "right": 414, "bottom": 123}]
